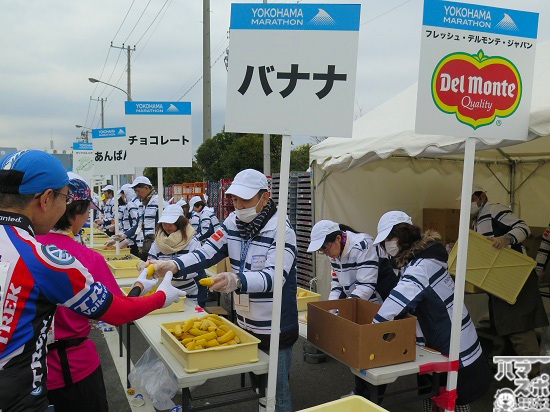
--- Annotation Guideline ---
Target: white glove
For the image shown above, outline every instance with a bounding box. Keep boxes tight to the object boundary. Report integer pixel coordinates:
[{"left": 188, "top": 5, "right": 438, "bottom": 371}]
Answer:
[
  {"left": 148, "top": 260, "right": 178, "bottom": 278},
  {"left": 210, "top": 272, "right": 239, "bottom": 293},
  {"left": 157, "top": 271, "right": 187, "bottom": 308},
  {"left": 112, "top": 233, "right": 127, "bottom": 241},
  {"left": 132, "top": 268, "right": 159, "bottom": 296}
]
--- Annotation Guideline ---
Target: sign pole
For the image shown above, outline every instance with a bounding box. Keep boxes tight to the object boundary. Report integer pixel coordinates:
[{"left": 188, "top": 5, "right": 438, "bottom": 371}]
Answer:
[
  {"left": 445, "top": 137, "right": 477, "bottom": 411},
  {"left": 157, "top": 167, "right": 164, "bottom": 217},
  {"left": 266, "top": 134, "right": 291, "bottom": 412},
  {"left": 114, "top": 175, "right": 120, "bottom": 254},
  {"left": 89, "top": 178, "right": 95, "bottom": 247}
]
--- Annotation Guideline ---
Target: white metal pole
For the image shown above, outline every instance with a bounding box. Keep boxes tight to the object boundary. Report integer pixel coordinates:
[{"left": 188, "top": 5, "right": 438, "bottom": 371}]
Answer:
[
  {"left": 266, "top": 134, "right": 291, "bottom": 412},
  {"left": 114, "top": 175, "right": 120, "bottom": 254},
  {"left": 89, "top": 178, "right": 95, "bottom": 247},
  {"left": 445, "top": 137, "right": 477, "bottom": 412},
  {"left": 157, "top": 167, "right": 164, "bottom": 217}
]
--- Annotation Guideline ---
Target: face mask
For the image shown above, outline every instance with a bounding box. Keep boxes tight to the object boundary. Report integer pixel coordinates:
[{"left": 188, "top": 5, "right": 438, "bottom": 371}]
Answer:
[
  {"left": 470, "top": 201, "right": 479, "bottom": 215},
  {"left": 384, "top": 240, "right": 400, "bottom": 257},
  {"left": 235, "top": 196, "right": 263, "bottom": 223}
]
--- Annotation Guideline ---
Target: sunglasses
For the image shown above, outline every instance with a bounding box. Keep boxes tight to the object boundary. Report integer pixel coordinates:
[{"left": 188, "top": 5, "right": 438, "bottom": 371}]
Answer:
[{"left": 53, "top": 190, "right": 74, "bottom": 205}]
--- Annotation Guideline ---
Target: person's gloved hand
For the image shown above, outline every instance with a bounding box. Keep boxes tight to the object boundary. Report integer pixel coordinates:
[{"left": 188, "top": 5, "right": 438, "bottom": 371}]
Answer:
[
  {"left": 147, "top": 260, "right": 178, "bottom": 278},
  {"left": 210, "top": 272, "right": 239, "bottom": 293},
  {"left": 132, "top": 268, "right": 159, "bottom": 296},
  {"left": 157, "top": 272, "right": 187, "bottom": 308},
  {"left": 112, "top": 233, "right": 127, "bottom": 241},
  {"left": 492, "top": 236, "right": 511, "bottom": 249},
  {"left": 105, "top": 238, "right": 116, "bottom": 247},
  {"left": 137, "top": 260, "right": 148, "bottom": 273}
]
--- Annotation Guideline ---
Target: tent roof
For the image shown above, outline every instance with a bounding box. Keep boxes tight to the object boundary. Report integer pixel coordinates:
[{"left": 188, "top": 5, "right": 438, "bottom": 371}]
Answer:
[{"left": 311, "top": 41, "right": 550, "bottom": 173}]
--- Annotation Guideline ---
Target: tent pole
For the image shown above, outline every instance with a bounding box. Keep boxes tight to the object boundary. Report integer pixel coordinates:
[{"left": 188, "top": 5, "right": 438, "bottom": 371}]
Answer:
[
  {"left": 445, "top": 137, "right": 477, "bottom": 412},
  {"left": 509, "top": 161, "right": 516, "bottom": 211},
  {"left": 266, "top": 134, "right": 291, "bottom": 412}
]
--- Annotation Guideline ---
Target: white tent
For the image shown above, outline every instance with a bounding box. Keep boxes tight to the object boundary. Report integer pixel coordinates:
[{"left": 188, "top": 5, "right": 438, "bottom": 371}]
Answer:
[{"left": 309, "top": 41, "right": 550, "bottom": 298}]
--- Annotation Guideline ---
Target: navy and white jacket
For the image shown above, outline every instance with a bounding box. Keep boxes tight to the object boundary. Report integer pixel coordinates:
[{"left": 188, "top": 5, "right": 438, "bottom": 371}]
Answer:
[
  {"left": 139, "top": 194, "right": 160, "bottom": 238},
  {"left": 373, "top": 241, "right": 482, "bottom": 368},
  {"left": 189, "top": 207, "right": 221, "bottom": 243},
  {"left": 327, "top": 231, "right": 382, "bottom": 303},
  {"left": 473, "top": 202, "right": 530, "bottom": 251},
  {"left": 148, "top": 235, "right": 202, "bottom": 302},
  {"left": 173, "top": 212, "right": 298, "bottom": 335},
  {"left": 118, "top": 198, "right": 140, "bottom": 246},
  {"left": 536, "top": 224, "right": 550, "bottom": 271},
  {"left": 101, "top": 198, "right": 114, "bottom": 225}
]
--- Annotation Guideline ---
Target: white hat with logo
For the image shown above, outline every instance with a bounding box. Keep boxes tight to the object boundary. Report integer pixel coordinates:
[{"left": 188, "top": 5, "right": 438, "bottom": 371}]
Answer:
[
  {"left": 176, "top": 199, "right": 187, "bottom": 207},
  {"left": 226, "top": 169, "right": 268, "bottom": 200},
  {"left": 374, "top": 211, "right": 413, "bottom": 245},
  {"left": 158, "top": 204, "right": 184, "bottom": 224},
  {"left": 130, "top": 176, "right": 152, "bottom": 187},
  {"left": 307, "top": 220, "right": 341, "bottom": 252}
]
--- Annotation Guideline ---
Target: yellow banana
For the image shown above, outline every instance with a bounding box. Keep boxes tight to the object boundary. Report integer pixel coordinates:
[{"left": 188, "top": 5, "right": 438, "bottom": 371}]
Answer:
[
  {"left": 218, "top": 330, "right": 236, "bottom": 343},
  {"left": 199, "top": 278, "right": 215, "bottom": 287},
  {"left": 188, "top": 328, "right": 208, "bottom": 336},
  {"left": 207, "top": 339, "right": 220, "bottom": 347},
  {"left": 195, "top": 338, "right": 208, "bottom": 347}
]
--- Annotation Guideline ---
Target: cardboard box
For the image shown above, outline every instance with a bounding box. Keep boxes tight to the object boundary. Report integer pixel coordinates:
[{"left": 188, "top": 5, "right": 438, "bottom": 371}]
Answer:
[
  {"left": 307, "top": 299, "right": 416, "bottom": 370},
  {"left": 423, "top": 208, "right": 460, "bottom": 244}
]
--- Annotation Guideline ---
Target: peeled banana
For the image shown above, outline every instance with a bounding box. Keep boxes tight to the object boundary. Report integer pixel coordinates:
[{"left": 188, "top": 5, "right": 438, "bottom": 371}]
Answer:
[
  {"left": 199, "top": 277, "right": 216, "bottom": 287},
  {"left": 169, "top": 314, "right": 243, "bottom": 351}
]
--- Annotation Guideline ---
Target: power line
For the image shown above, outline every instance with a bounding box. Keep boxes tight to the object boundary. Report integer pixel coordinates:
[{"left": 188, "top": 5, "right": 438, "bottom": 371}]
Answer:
[
  {"left": 177, "top": 48, "right": 227, "bottom": 101},
  {"left": 123, "top": 0, "right": 153, "bottom": 44},
  {"left": 133, "top": 0, "right": 173, "bottom": 63},
  {"left": 112, "top": 0, "right": 136, "bottom": 42},
  {"left": 98, "top": 47, "right": 124, "bottom": 97},
  {"left": 135, "top": 0, "right": 170, "bottom": 46},
  {"left": 89, "top": 99, "right": 100, "bottom": 130},
  {"left": 83, "top": 98, "right": 92, "bottom": 128},
  {"left": 360, "top": 0, "right": 415, "bottom": 26}
]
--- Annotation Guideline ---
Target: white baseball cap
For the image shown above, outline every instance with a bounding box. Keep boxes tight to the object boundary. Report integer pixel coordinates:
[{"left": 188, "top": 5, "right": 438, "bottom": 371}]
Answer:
[
  {"left": 130, "top": 176, "right": 152, "bottom": 187},
  {"left": 101, "top": 185, "right": 114, "bottom": 192},
  {"left": 158, "top": 204, "right": 184, "bottom": 224},
  {"left": 189, "top": 196, "right": 203, "bottom": 210},
  {"left": 176, "top": 199, "right": 187, "bottom": 207},
  {"left": 307, "top": 220, "right": 341, "bottom": 252},
  {"left": 374, "top": 211, "right": 413, "bottom": 245},
  {"left": 226, "top": 169, "right": 268, "bottom": 200},
  {"left": 456, "top": 184, "right": 487, "bottom": 200}
]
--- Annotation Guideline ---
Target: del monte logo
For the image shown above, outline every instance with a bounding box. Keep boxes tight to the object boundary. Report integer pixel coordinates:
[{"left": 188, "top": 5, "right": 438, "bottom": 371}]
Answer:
[{"left": 431, "top": 49, "right": 522, "bottom": 129}]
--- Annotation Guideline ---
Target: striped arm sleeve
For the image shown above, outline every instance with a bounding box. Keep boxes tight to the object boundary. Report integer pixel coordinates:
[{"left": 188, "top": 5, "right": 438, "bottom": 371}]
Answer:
[
  {"left": 329, "top": 267, "right": 343, "bottom": 300},
  {"left": 536, "top": 224, "right": 550, "bottom": 269},
  {"left": 348, "top": 244, "right": 379, "bottom": 301},
  {"left": 372, "top": 264, "right": 428, "bottom": 323},
  {"left": 174, "top": 227, "right": 229, "bottom": 279},
  {"left": 239, "top": 227, "right": 297, "bottom": 294},
  {"left": 492, "top": 204, "right": 530, "bottom": 243}
]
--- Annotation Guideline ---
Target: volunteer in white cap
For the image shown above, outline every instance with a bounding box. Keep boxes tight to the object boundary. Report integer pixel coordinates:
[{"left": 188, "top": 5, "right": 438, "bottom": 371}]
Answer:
[
  {"left": 106, "top": 184, "right": 141, "bottom": 256},
  {"left": 188, "top": 195, "right": 221, "bottom": 244},
  {"left": 307, "top": 219, "right": 398, "bottom": 400},
  {"left": 371, "top": 211, "right": 491, "bottom": 410},
  {"left": 175, "top": 198, "right": 190, "bottom": 218},
  {"left": 115, "top": 176, "right": 160, "bottom": 260},
  {"left": 148, "top": 169, "right": 298, "bottom": 412},
  {"left": 96, "top": 184, "right": 115, "bottom": 236},
  {"left": 135, "top": 204, "right": 203, "bottom": 303},
  {"left": 467, "top": 186, "right": 548, "bottom": 376}
]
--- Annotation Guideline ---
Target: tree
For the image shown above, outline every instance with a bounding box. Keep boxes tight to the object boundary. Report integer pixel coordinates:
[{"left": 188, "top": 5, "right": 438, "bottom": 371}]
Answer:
[
  {"left": 290, "top": 144, "right": 311, "bottom": 172},
  {"left": 144, "top": 161, "right": 205, "bottom": 186}
]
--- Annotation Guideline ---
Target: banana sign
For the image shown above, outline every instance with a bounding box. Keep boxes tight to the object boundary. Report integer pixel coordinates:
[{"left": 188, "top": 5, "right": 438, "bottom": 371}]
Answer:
[{"left": 415, "top": 0, "right": 538, "bottom": 141}]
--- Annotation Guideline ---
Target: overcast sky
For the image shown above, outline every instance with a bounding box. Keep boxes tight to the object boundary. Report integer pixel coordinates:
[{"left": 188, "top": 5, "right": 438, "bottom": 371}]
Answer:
[{"left": 1, "top": 0, "right": 549, "bottom": 154}]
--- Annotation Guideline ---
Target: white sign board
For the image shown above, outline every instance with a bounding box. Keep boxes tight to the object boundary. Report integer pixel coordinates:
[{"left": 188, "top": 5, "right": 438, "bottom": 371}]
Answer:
[
  {"left": 225, "top": 3, "right": 361, "bottom": 137},
  {"left": 72, "top": 142, "right": 94, "bottom": 183},
  {"left": 125, "top": 102, "right": 193, "bottom": 168},
  {"left": 415, "top": 0, "right": 538, "bottom": 141},
  {"left": 91, "top": 127, "right": 134, "bottom": 175}
]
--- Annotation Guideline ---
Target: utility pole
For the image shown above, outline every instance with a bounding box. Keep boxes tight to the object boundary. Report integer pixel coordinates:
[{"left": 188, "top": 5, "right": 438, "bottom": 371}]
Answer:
[
  {"left": 203, "top": 0, "right": 211, "bottom": 142},
  {"left": 90, "top": 97, "right": 106, "bottom": 128},
  {"left": 263, "top": 0, "right": 270, "bottom": 176},
  {"left": 111, "top": 43, "right": 135, "bottom": 101}
]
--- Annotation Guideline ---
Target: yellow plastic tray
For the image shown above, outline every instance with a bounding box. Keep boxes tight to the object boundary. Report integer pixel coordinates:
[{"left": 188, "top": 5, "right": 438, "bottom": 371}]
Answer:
[
  {"left": 298, "top": 396, "right": 388, "bottom": 411},
  {"left": 448, "top": 230, "right": 536, "bottom": 304},
  {"left": 160, "top": 316, "right": 260, "bottom": 373},
  {"left": 107, "top": 258, "right": 141, "bottom": 278},
  {"left": 297, "top": 287, "right": 320, "bottom": 312},
  {"left": 120, "top": 287, "right": 185, "bottom": 315},
  {"left": 82, "top": 227, "right": 103, "bottom": 236},
  {"left": 91, "top": 246, "right": 131, "bottom": 258}
]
